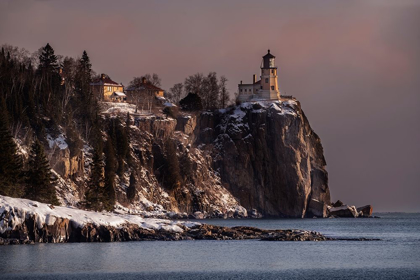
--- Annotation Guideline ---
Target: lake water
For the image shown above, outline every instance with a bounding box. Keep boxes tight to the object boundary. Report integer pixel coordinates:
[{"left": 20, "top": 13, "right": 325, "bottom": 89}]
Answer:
[{"left": 1, "top": 213, "right": 419, "bottom": 279}]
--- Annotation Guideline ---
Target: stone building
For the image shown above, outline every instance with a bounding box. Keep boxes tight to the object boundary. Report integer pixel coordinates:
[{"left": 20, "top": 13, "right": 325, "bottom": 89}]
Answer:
[{"left": 238, "top": 50, "right": 280, "bottom": 102}]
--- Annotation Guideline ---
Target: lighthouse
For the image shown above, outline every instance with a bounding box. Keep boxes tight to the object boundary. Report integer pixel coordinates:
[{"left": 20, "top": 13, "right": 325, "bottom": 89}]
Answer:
[
  {"left": 260, "top": 49, "right": 280, "bottom": 100},
  {"left": 238, "top": 49, "right": 280, "bottom": 102}
]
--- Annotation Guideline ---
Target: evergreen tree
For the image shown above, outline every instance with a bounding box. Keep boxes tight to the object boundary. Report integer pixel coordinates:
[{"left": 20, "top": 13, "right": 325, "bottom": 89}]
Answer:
[
  {"left": 25, "top": 139, "right": 59, "bottom": 205},
  {"left": 0, "top": 99, "right": 23, "bottom": 197},
  {"left": 74, "top": 50, "right": 97, "bottom": 132},
  {"left": 85, "top": 146, "right": 104, "bottom": 210},
  {"left": 179, "top": 93, "right": 203, "bottom": 111},
  {"left": 38, "top": 43, "right": 59, "bottom": 73},
  {"left": 37, "top": 43, "right": 62, "bottom": 123},
  {"left": 103, "top": 139, "right": 116, "bottom": 211},
  {"left": 126, "top": 173, "right": 136, "bottom": 202}
]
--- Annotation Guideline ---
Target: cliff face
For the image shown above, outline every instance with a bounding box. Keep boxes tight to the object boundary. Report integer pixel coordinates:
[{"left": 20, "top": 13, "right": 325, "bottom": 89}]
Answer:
[
  {"left": 196, "top": 100, "right": 330, "bottom": 217},
  {"left": 23, "top": 100, "right": 329, "bottom": 218}
]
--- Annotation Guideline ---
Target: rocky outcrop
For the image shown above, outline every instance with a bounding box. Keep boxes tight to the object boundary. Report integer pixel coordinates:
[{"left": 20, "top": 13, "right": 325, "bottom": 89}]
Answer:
[
  {"left": 0, "top": 196, "right": 330, "bottom": 244},
  {"left": 328, "top": 201, "right": 374, "bottom": 218},
  {"left": 37, "top": 99, "right": 331, "bottom": 219},
  {"left": 357, "top": 205, "right": 373, "bottom": 217},
  {"left": 47, "top": 135, "right": 84, "bottom": 179},
  {"left": 329, "top": 205, "right": 359, "bottom": 218},
  {"left": 135, "top": 116, "right": 177, "bottom": 139},
  {"left": 195, "top": 101, "right": 330, "bottom": 218},
  {"left": 0, "top": 221, "right": 331, "bottom": 244}
]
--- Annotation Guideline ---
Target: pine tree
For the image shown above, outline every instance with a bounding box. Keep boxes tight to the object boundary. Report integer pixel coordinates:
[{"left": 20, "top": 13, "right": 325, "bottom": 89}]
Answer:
[
  {"left": 37, "top": 43, "right": 62, "bottom": 123},
  {"left": 179, "top": 93, "right": 203, "bottom": 111},
  {"left": 126, "top": 173, "right": 136, "bottom": 202},
  {"left": 85, "top": 146, "right": 104, "bottom": 211},
  {"left": 0, "top": 99, "right": 23, "bottom": 197},
  {"left": 103, "top": 139, "right": 116, "bottom": 211},
  {"left": 74, "top": 50, "right": 96, "bottom": 125},
  {"left": 25, "top": 139, "right": 59, "bottom": 205},
  {"left": 38, "top": 43, "right": 59, "bottom": 73}
]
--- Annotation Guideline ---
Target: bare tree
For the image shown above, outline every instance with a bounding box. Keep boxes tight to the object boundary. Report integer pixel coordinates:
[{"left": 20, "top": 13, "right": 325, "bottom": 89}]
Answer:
[
  {"left": 219, "top": 75, "right": 230, "bottom": 108},
  {"left": 201, "top": 72, "right": 219, "bottom": 109},
  {"left": 169, "top": 83, "right": 184, "bottom": 104},
  {"left": 129, "top": 73, "right": 161, "bottom": 88},
  {"left": 184, "top": 73, "right": 204, "bottom": 95},
  {"left": 61, "top": 57, "right": 76, "bottom": 112}
]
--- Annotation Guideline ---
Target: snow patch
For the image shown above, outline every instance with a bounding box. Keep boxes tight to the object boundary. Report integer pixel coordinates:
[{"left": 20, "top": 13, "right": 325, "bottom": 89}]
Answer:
[
  {"left": 47, "top": 134, "right": 68, "bottom": 150},
  {"left": 0, "top": 195, "right": 200, "bottom": 234}
]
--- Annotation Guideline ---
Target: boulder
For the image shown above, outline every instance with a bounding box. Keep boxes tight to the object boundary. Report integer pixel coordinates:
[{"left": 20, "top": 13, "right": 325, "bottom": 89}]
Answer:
[
  {"left": 328, "top": 205, "right": 359, "bottom": 218},
  {"left": 332, "top": 200, "right": 344, "bottom": 207},
  {"left": 357, "top": 205, "right": 373, "bottom": 217}
]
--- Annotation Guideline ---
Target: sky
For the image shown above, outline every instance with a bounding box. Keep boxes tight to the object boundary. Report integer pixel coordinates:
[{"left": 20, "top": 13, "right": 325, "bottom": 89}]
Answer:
[{"left": 1, "top": 0, "right": 419, "bottom": 212}]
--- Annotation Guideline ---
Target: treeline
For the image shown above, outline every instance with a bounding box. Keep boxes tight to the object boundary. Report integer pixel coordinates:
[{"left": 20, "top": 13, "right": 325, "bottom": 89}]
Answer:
[
  {"left": 0, "top": 43, "right": 99, "bottom": 205},
  {"left": 167, "top": 72, "right": 230, "bottom": 109}
]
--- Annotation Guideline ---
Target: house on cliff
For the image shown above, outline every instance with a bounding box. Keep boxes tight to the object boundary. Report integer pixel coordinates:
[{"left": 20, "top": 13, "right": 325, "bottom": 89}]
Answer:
[
  {"left": 238, "top": 50, "right": 281, "bottom": 102},
  {"left": 90, "top": 74, "right": 125, "bottom": 102},
  {"left": 125, "top": 77, "right": 164, "bottom": 104}
]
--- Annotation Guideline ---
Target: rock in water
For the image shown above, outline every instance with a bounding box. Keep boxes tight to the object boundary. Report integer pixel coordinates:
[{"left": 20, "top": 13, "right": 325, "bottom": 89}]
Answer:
[
  {"left": 357, "top": 205, "right": 373, "bottom": 217},
  {"left": 329, "top": 205, "right": 359, "bottom": 218}
]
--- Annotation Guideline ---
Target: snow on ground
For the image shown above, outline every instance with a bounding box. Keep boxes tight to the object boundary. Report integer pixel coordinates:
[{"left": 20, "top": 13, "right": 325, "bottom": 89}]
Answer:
[
  {"left": 46, "top": 134, "right": 68, "bottom": 150},
  {"left": 0, "top": 195, "right": 200, "bottom": 234},
  {"left": 101, "top": 102, "right": 138, "bottom": 115},
  {"left": 163, "top": 102, "right": 176, "bottom": 107}
]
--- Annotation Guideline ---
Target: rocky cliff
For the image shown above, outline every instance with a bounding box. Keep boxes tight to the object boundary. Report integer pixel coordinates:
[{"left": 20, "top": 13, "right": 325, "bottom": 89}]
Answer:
[
  {"left": 19, "top": 100, "right": 330, "bottom": 218},
  {"left": 195, "top": 100, "right": 330, "bottom": 217}
]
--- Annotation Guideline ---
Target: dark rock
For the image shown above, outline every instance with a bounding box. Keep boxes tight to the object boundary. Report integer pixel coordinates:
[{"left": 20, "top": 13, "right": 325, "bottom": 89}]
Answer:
[
  {"left": 357, "top": 205, "right": 373, "bottom": 217},
  {"left": 261, "top": 230, "right": 329, "bottom": 241},
  {"left": 332, "top": 200, "right": 344, "bottom": 207},
  {"left": 197, "top": 101, "right": 330, "bottom": 218},
  {"left": 329, "top": 205, "right": 358, "bottom": 218}
]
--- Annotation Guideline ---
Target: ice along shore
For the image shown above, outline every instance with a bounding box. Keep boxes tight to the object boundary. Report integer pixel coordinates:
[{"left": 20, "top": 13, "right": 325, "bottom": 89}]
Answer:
[{"left": 0, "top": 195, "right": 336, "bottom": 244}]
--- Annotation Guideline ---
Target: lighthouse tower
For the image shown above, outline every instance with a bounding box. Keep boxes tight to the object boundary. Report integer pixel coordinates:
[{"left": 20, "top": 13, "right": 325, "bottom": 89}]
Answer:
[
  {"left": 259, "top": 49, "right": 280, "bottom": 100},
  {"left": 237, "top": 49, "right": 280, "bottom": 102}
]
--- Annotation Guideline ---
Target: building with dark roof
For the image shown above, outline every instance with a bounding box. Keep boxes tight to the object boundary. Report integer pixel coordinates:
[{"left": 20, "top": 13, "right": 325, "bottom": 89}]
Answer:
[{"left": 125, "top": 77, "right": 164, "bottom": 104}]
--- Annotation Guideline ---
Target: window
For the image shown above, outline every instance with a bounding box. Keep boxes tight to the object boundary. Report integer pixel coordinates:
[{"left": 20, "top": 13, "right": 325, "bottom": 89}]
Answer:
[
  {"left": 269, "top": 58, "right": 275, "bottom": 68},
  {"left": 271, "top": 86, "right": 274, "bottom": 90},
  {"left": 271, "top": 70, "right": 274, "bottom": 74},
  {"left": 265, "top": 78, "right": 268, "bottom": 83},
  {"left": 260, "top": 86, "right": 262, "bottom": 89},
  {"left": 240, "top": 89, "right": 242, "bottom": 92}
]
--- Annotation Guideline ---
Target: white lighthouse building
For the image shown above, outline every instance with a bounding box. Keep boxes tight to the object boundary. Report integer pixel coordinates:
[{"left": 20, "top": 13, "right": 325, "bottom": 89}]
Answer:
[{"left": 238, "top": 50, "right": 280, "bottom": 102}]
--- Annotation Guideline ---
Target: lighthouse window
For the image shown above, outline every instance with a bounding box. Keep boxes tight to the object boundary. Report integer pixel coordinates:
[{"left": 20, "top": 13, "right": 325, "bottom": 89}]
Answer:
[
  {"left": 271, "top": 86, "right": 274, "bottom": 90},
  {"left": 265, "top": 78, "right": 268, "bottom": 83},
  {"left": 271, "top": 70, "right": 274, "bottom": 74}
]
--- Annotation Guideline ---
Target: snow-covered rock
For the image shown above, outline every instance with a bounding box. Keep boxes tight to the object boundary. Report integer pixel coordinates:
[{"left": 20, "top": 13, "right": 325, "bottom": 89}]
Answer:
[{"left": 0, "top": 195, "right": 200, "bottom": 243}]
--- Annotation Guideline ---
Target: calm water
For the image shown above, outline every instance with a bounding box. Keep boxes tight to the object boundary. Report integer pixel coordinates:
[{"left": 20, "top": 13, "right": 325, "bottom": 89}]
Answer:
[{"left": 1, "top": 213, "right": 419, "bottom": 279}]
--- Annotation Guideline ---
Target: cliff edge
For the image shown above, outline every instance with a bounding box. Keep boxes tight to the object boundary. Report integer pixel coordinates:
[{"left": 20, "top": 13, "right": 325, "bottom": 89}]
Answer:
[{"left": 196, "top": 99, "right": 330, "bottom": 217}]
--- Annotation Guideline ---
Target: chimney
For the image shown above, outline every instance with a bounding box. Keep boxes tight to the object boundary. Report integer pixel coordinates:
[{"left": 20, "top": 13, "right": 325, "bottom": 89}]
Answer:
[
  {"left": 142, "top": 77, "right": 147, "bottom": 84},
  {"left": 253, "top": 74, "right": 257, "bottom": 84},
  {"left": 101, "top": 73, "right": 106, "bottom": 80},
  {"left": 240, "top": 80, "right": 243, "bottom": 84}
]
